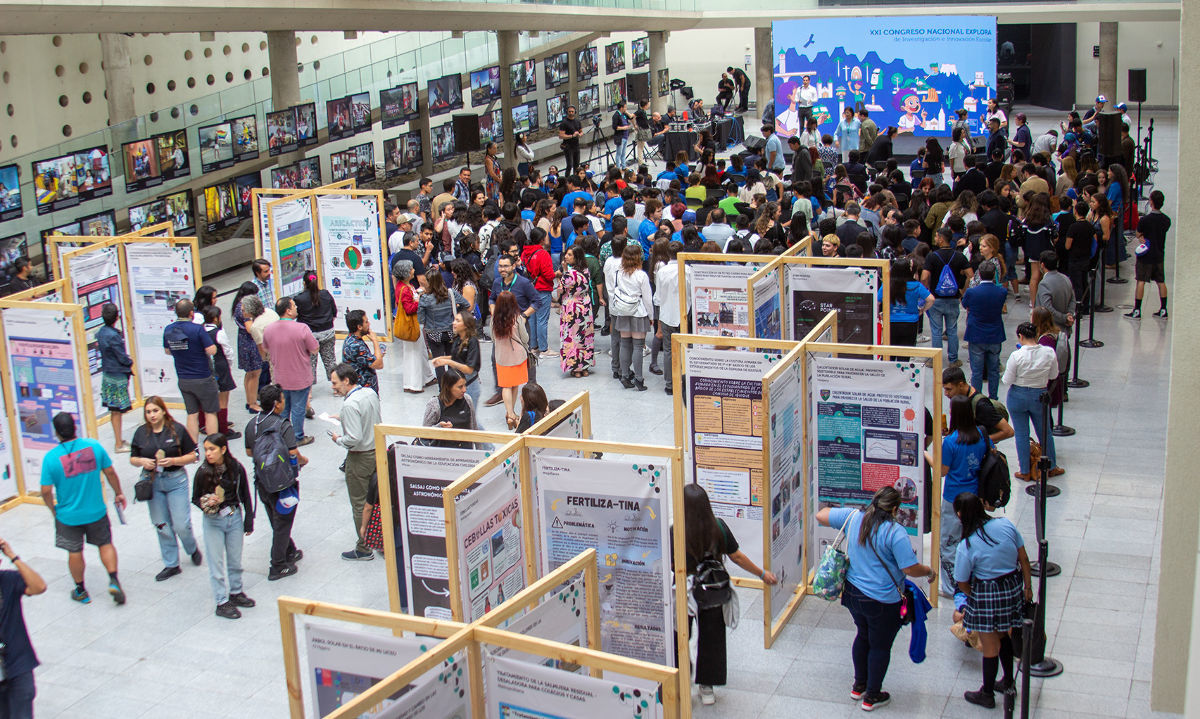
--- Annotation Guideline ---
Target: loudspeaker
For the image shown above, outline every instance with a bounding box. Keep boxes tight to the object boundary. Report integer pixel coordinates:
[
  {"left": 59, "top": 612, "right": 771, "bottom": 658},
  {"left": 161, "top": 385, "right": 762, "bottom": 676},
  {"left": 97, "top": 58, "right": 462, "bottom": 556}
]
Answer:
[
  {"left": 452, "top": 114, "right": 481, "bottom": 153},
  {"left": 1095, "top": 111, "right": 1123, "bottom": 157},
  {"left": 1128, "top": 68, "right": 1147, "bottom": 103},
  {"left": 743, "top": 135, "right": 766, "bottom": 152}
]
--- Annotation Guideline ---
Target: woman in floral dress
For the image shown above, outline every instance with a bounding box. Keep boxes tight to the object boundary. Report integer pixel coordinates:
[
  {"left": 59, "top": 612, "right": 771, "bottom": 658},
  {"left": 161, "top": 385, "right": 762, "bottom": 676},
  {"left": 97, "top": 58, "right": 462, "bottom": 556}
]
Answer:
[{"left": 557, "top": 247, "right": 594, "bottom": 377}]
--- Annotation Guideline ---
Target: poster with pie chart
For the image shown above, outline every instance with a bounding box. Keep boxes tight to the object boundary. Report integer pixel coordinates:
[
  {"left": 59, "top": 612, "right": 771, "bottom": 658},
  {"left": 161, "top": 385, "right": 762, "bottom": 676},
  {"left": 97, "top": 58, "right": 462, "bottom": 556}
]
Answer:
[
  {"left": 343, "top": 245, "right": 363, "bottom": 270},
  {"left": 315, "top": 193, "right": 389, "bottom": 335}
]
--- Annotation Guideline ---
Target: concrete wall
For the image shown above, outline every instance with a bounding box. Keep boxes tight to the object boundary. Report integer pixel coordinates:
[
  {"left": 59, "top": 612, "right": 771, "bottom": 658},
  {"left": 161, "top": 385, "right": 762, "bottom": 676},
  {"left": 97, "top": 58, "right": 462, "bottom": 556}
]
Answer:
[
  {"left": 664, "top": 28, "right": 756, "bottom": 110},
  {"left": 1074, "top": 21, "right": 1180, "bottom": 108}
]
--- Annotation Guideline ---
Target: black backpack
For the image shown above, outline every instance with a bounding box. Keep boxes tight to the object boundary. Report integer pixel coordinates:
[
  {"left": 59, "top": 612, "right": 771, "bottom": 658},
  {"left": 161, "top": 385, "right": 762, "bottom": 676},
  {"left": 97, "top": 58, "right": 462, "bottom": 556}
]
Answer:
[
  {"left": 252, "top": 415, "right": 296, "bottom": 493},
  {"left": 692, "top": 556, "right": 732, "bottom": 610},
  {"left": 976, "top": 430, "right": 1012, "bottom": 509}
]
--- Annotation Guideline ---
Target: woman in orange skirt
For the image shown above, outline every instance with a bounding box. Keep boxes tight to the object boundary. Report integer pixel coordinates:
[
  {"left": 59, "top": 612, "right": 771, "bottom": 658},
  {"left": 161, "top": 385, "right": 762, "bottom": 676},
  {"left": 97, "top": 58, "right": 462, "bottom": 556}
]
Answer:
[{"left": 491, "top": 291, "right": 529, "bottom": 428}]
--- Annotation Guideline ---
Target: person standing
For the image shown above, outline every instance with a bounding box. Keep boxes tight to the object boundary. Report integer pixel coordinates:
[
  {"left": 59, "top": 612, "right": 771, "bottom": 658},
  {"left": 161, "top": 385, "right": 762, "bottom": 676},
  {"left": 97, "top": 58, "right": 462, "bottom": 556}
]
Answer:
[
  {"left": 927, "top": 396, "right": 990, "bottom": 592},
  {"left": 857, "top": 109, "right": 878, "bottom": 155},
  {"left": 342, "top": 310, "right": 383, "bottom": 394},
  {"left": 392, "top": 260, "right": 436, "bottom": 394},
  {"left": 232, "top": 282, "right": 267, "bottom": 411},
  {"left": 329, "top": 363, "right": 381, "bottom": 562},
  {"left": 293, "top": 272, "right": 338, "bottom": 387},
  {"left": 39, "top": 413, "right": 127, "bottom": 605},
  {"left": 191, "top": 433, "right": 256, "bottom": 619},
  {"left": 921, "top": 227, "right": 974, "bottom": 368},
  {"left": 418, "top": 271, "right": 469, "bottom": 378},
  {"left": 0, "top": 537, "right": 46, "bottom": 715},
  {"left": 653, "top": 241, "right": 686, "bottom": 395},
  {"left": 1034, "top": 251, "right": 1076, "bottom": 334},
  {"left": 558, "top": 106, "right": 584, "bottom": 174},
  {"left": 727, "top": 65, "right": 751, "bottom": 113},
  {"left": 201, "top": 306, "right": 240, "bottom": 439},
  {"left": 484, "top": 254, "right": 537, "bottom": 407},
  {"left": 244, "top": 384, "right": 307, "bottom": 580},
  {"left": 960, "top": 263, "right": 1008, "bottom": 400},
  {"left": 612, "top": 101, "right": 632, "bottom": 168},
  {"left": 835, "top": 108, "right": 861, "bottom": 164},
  {"left": 130, "top": 397, "right": 202, "bottom": 582},
  {"left": 557, "top": 247, "right": 595, "bottom": 378},
  {"left": 681, "top": 484, "right": 777, "bottom": 705},
  {"left": 432, "top": 313, "right": 483, "bottom": 409},
  {"left": 492, "top": 291, "right": 531, "bottom": 429},
  {"left": 520, "top": 228, "right": 556, "bottom": 358},
  {"left": 1127, "top": 189, "right": 1171, "bottom": 319},
  {"left": 97, "top": 302, "right": 133, "bottom": 454},
  {"left": 761, "top": 124, "right": 786, "bottom": 177},
  {"left": 262, "top": 297, "right": 319, "bottom": 446},
  {"left": 611, "top": 243, "right": 654, "bottom": 391},
  {"left": 796, "top": 74, "right": 818, "bottom": 128},
  {"left": 251, "top": 258, "right": 274, "bottom": 308},
  {"left": 788, "top": 136, "right": 813, "bottom": 186},
  {"left": 163, "top": 299, "right": 219, "bottom": 441},
  {"left": 1003, "top": 322, "right": 1060, "bottom": 480},
  {"left": 941, "top": 366, "right": 1015, "bottom": 443},
  {"left": 816, "top": 488, "right": 934, "bottom": 711}
]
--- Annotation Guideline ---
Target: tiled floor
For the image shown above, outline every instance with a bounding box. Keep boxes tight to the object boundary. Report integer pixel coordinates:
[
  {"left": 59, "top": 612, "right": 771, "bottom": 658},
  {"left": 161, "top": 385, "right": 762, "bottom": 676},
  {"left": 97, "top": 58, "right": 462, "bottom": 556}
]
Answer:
[{"left": 8, "top": 107, "right": 1177, "bottom": 718}]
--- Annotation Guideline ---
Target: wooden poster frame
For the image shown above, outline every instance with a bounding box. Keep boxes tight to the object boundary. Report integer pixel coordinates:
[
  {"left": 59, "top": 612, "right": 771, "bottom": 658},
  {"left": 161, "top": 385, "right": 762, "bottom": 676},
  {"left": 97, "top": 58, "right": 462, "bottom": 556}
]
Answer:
[
  {"left": 801, "top": 342, "right": 944, "bottom": 606},
  {"left": 46, "top": 235, "right": 109, "bottom": 282},
  {"left": 676, "top": 247, "right": 805, "bottom": 336},
  {"left": 264, "top": 193, "right": 318, "bottom": 304},
  {"left": 309, "top": 187, "right": 394, "bottom": 341},
  {"left": 122, "top": 220, "right": 176, "bottom": 238},
  {"left": 252, "top": 179, "right": 356, "bottom": 261},
  {"left": 748, "top": 254, "right": 892, "bottom": 345}
]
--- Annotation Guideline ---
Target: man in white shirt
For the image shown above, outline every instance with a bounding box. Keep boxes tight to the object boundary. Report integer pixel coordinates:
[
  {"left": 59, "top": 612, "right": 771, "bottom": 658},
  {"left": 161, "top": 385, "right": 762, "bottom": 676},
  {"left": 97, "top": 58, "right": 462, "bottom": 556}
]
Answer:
[
  {"left": 797, "top": 75, "right": 819, "bottom": 129},
  {"left": 329, "top": 363, "right": 382, "bottom": 562},
  {"left": 603, "top": 236, "right": 628, "bottom": 377},
  {"left": 701, "top": 208, "right": 734, "bottom": 247},
  {"left": 651, "top": 243, "right": 687, "bottom": 394}
]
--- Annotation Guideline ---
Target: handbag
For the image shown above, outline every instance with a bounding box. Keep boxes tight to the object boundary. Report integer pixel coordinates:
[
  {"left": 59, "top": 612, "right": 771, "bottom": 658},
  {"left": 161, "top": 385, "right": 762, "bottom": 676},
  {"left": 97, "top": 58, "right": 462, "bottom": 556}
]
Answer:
[
  {"left": 363, "top": 505, "right": 384, "bottom": 551},
  {"left": 609, "top": 282, "right": 640, "bottom": 315},
  {"left": 392, "top": 288, "right": 421, "bottom": 342},
  {"left": 134, "top": 475, "right": 154, "bottom": 502},
  {"left": 812, "top": 511, "right": 854, "bottom": 600}
]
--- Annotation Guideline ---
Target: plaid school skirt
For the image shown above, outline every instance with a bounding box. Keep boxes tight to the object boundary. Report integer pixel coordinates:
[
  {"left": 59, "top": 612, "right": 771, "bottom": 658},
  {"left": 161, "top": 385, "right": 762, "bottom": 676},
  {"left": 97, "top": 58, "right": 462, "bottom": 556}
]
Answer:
[{"left": 963, "top": 569, "right": 1024, "bottom": 634}]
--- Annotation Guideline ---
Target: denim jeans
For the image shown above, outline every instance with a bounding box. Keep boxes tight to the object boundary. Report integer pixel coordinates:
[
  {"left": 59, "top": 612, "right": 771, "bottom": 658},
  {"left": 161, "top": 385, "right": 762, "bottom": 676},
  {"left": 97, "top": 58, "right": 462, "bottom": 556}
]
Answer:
[
  {"left": 202, "top": 509, "right": 245, "bottom": 605},
  {"left": 927, "top": 298, "right": 961, "bottom": 362},
  {"left": 532, "top": 290, "right": 553, "bottom": 352},
  {"left": 939, "top": 499, "right": 962, "bottom": 590},
  {"left": 282, "top": 386, "right": 311, "bottom": 440},
  {"left": 1003, "top": 244, "right": 1019, "bottom": 282},
  {"left": 147, "top": 468, "right": 198, "bottom": 568},
  {"left": 1006, "top": 384, "right": 1056, "bottom": 474},
  {"left": 0, "top": 670, "right": 35, "bottom": 719},
  {"left": 969, "top": 342, "right": 1002, "bottom": 399},
  {"left": 841, "top": 580, "right": 903, "bottom": 694},
  {"left": 465, "top": 377, "right": 481, "bottom": 410},
  {"left": 616, "top": 133, "right": 630, "bottom": 167}
]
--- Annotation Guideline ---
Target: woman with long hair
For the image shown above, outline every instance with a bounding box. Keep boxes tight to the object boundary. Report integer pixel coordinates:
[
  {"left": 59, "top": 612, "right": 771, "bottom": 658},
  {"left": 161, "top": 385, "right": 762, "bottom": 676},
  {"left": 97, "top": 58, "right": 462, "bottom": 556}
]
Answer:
[
  {"left": 953, "top": 492, "right": 1032, "bottom": 709},
  {"left": 418, "top": 270, "right": 469, "bottom": 379},
  {"left": 883, "top": 258, "right": 934, "bottom": 348},
  {"left": 513, "top": 382, "right": 550, "bottom": 433},
  {"left": 201, "top": 306, "right": 240, "bottom": 439},
  {"left": 515, "top": 133, "right": 535, "bottom": 178},
  {"left": 483, "top": 142, "right": 502, "bottom": 200},
  {"left": 294, "top": 271, "right": 338, "bottom": 384},
  {"left": 1088, "top": 193, "right": 1115, "bottom": 275},
  {"left": 498, "top": 166, "right": 518, "bottom": 204},
  {"left": 491, "top": 291, "right": 530, "bottom": 428},
  {"left": 944, "top": 189, "right": 979, "bottom": 228},
  {"left": 1031, "top": 306, "right": 1069, "bottom": 417},
  {"left": 1003, "top": 322, "right": 1060, "bottom": 480},
  {"left": 1055, "top": 154, "right": 1077, "bottom": 196},
  {"left": 130, "top": 396, "right": 201, "bottom": 581},
  {"left": 193, "top": 285, "right": 218, "bottom": 317},
  {"left": 610, "top": 243, "right": 654, "bottom": 391},
  {"left": 432, "top": 312, "right": 482, "bottom": 409},
  {"left": 191, "top": 432, "right": 256, "bottom": 619},
  {"left": 392, "top": 260, "right": 434, "bottom": 394},
  {"left": 556, "top": 246, "right": 595, "bottom": 377},
  {"left": 927, "top": 395, "right": 990, "bottom": 590},
  {"left": 1018, "top": 194, "right": 1056, "bottom": 308},
  {"left": 948, "top": 125, "right": 971, "bottom": 178},
  {"left": 231, "top": 281, "right": 266, "bottom": 411},
  {"left": 816, "top": 487, "right": 934, "bottom": 711},
  {"left": 682, "top": 484, "right": 776, "bottom": 706},
  {"left": 448, "top": 258, "right": 481, "bottom": 322},
  {"left": 1104, "top": 163, "right": 1130, "bottom": 267},
  {"left": 423, "top": 368, "right": 480, "bottom": 439},
  {"left": 923, "top": 137, "right": 945, "bottom": 186},
  {"left": 835, "top": 107, "right": 861, "bottom": 163}
]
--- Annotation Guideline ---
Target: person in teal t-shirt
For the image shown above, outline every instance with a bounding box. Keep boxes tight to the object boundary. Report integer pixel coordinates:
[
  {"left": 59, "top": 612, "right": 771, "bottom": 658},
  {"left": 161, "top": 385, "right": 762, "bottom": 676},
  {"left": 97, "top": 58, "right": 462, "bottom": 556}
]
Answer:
[{"left": 39, "top": 413, "right": 127, "bottom": 605}]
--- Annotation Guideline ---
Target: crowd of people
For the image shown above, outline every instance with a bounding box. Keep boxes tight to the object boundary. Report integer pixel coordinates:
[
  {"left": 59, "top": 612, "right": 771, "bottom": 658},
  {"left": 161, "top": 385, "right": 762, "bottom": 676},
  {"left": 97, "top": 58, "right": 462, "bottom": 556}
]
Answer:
[{"left": 12, "top": 91, "right": 1169, "bottom": 715}]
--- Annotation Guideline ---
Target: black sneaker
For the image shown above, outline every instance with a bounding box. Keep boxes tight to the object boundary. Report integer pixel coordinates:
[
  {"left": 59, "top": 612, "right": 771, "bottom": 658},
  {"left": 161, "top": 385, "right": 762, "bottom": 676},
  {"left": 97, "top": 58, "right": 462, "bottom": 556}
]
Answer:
[
  {"left": 228, "top": 592, "right": 256, "bottom": 608},
  {"left": 850, "top": 683, "right": 867, "bottom": 701},
  {"left": 1125, "top": 309, "right": 1141, "bottom": 319},
  {"left": 215, "top": 602, "right": 242, "bottom": 619},
  {"left": 191, "top": 549, "right": 203, "bottom": 566},
  {"left": 268, "top": 564, "right": 298, "bottom": 581},
  {"left": 964, "top": 689, "right": 996, "bottom": 708},
  {"left": 632, "top": 379, "right": 648, "bottom": 392},
  {"left": 1155, "top": 308, "right": 1169, "bottom": 318},
  {"left": 341, "top": 549, "right": 374, "bottom": 561},
  {"left": 619, "top": 377, "right": 634, "bottom": 389},
  {"left": 861, "top": 692, "right": 891, "bottom": 711},
  {"left": 287, "top": 549, "right": 304, "bottom": 563},
  {"left": 648, "top": 365, "right": 663, "bottom": 375},
  {"left": 155, "top": 566, "right": 182, "bottom": 582},
  {"left": 108, "top": 581, "right": 125, "bottom": 606},
  {"left": 224, "top": 429, "right": 242, "bottom": 440}
]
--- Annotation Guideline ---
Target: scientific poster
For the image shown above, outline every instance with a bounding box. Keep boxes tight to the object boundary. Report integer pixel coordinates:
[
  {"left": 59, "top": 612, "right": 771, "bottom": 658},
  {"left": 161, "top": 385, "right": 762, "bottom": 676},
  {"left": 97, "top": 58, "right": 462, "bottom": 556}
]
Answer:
[
  {"left": 315, "top": 195, "right": 388, "bottom": 328},
  {"left": 375, "top": 657, "right": 469, "bottom": 719},
  {"left": 810, "top": 356, "right": 925, "bottom": 560},
  {"left": 255, "top": 189, "right": 292, "bottom": 260},
  {"left": 302, "top": 623, "right": 428, "bottom": 718},
  {"left": 484, "top": 654, "right": 661, "bottom": 719},
  {"left": 124, "top": 242, "right": 195, "bottom": 402},
  {"left": 453, "top": 459, "right": 525, "bottom": 622},
  {"left": 66, "top": 246, "right": 127, "bottom": 413},
  {"left": 392, "top": 444, "right": 487, "bottom": 619},
  {"left": 534, "top": 455, "right": 672, "bottom": 667},
  {"left": 0, "top": 365, "right": 15, "bottom": 499},
  {"left": 765, "top": 359, "right": 804, "bottom": 623},
  {"left": 786, "top": 264, "right": 877, "bottom": 344},
  {"left": 3, "top": 308, "right": 84, "bottom": 481},
  {"left": 752, "top": 270, "right": 782, "bottom": 340},
  {"left": 269, "top": 196, "right": 316, "bottom": 297},
  {"left": 685, "top": 348, "right": 772, "bottom": 566},
  {"left": 689, "top": 264, "right": 755, "bottom": 338},
  {"left": 491, "top": 577, "right": 588, "bottom": 673}
]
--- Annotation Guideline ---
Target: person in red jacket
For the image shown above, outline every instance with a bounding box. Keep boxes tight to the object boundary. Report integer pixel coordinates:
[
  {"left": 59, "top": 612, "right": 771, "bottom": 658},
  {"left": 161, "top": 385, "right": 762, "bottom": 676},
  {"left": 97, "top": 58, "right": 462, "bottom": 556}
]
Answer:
[{"left": 521, "top": 227, "right": 557, "bottom": 357}]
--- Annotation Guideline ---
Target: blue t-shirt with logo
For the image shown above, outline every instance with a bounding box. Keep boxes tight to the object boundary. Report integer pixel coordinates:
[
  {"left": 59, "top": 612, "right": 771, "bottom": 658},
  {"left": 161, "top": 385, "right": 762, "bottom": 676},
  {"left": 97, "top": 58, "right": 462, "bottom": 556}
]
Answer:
[
  {"left": 561, "top": 191, "right": 592, "bottom": 213},
  {"left": 40, "top": 438, "right": 113, "bottom": 526},
  {"left": 163, "top": 319, "right": 215, "bottom": 379},
  {"left": 828, "top": 507, "right": 917, "bottom": 603},
  {"left": 941, "top": 430, "right": 989, "bottom": 502},
  {"left": 603, "top": 196, "right": 624, "bottom": 233}
]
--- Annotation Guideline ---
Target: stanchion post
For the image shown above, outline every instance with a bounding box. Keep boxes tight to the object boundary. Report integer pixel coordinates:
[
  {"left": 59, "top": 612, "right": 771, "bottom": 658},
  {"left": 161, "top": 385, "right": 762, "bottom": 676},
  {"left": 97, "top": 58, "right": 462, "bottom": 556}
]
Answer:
[
  {"left": 1067, "top": 301, "right": 1089, "bottom": 388},
  {"left": 1052, "top": 396, "right": 1075, "bottom": 437},
  {"left": 1019, "top": 617, "right": 1033, "bottom": 719},
  {"left": 1094, "top": 251, "right": 1113, "bottom": 312},
  {"left": 1027, "top": 539, "right": 1064, "bottom": 677},
  {"left": 1025, "top": 396, "right": 1061, "bottom": 502},
  {"left": 1080, "top": 268, "right": 1105, "bottom": 348}
]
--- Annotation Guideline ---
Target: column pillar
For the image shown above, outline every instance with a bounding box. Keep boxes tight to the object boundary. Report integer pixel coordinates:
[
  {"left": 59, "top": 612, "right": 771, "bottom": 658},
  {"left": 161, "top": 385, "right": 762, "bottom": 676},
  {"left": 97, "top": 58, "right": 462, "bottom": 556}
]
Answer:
[
  {"left": 417, "top": 90, "right": 434, "bottom": 180},
  {"left": 649, "top": 31, "right": 668, "bottom": 115},
  {"left": 267, "top": 31, "right": 300, "bottom": 111},
  {"left": 1098, "top": 22, "right": 1118, "bottom": 104},
  {"left": 1157, "top": 9, "right": 1198, "bottom": 715},
  {"left": 754, "top": 26, "right": 772, "bottom": 116},
  {"left": 100, "top": 33, "right": 136, "bottom": 126},
  {"left": 497, "top": 30, "right": 519, "bottom": 174}
]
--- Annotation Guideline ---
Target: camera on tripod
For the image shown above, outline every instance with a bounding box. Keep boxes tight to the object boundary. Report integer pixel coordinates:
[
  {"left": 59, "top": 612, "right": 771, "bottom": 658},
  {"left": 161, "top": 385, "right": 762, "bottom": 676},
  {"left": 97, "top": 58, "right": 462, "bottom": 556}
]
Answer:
[{"left": 591, "top": 115, "right": 602, "bottom": 129}]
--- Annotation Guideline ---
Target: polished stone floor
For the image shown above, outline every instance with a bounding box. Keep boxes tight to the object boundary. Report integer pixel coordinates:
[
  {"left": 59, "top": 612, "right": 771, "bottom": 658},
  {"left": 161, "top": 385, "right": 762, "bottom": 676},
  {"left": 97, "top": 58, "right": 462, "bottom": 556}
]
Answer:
[{"left": 8, "top": 107, "right": 1177, "bottom": 718}]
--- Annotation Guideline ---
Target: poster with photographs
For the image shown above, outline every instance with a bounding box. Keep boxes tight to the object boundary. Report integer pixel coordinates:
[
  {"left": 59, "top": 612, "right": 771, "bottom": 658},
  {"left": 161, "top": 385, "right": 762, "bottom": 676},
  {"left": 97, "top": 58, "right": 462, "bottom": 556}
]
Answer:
[
  {"left": 122, "top": 138, "right": 162, "bottom": 192},
  {"left": 230, "top": 115, "right": 260, "bottom": 162},
  {"left": 315, "top": 193, "right": 387, "bottom": 329},
  {"left": 786, "top": 264, "right": 877, "bottom": 344},
  {"left": 331, "top": 143, "right": 376, "bottom": 184},
  {"left": 155, "top": 130, "right": 189, "bottom": 181},
  {"left": 349, "top": 92, "right": 371, "bottom": 133},
  {"left": 657, "top": 69, "right": 671, "bottom": 98},
  {"left": 632, "top": 37, "right": 650, "bottom": 68},
  {"left": 576, "top": 85, "right": 599, "bottom": 118},
  {"left": 0, "top": 165, "right": 21, "bottom": 223},
  {"left": 203, "top": 180, "right": 240, "bottom": 232},
  {"left": 295, "top": 103, "right": 319, "bottom": 148},
  {"left": 471, "top": 66, "right": 501, "bottom": 107},
  {"left": 432, "top": 123, "right": 456, "bottom": 163},
  {"left": 428, "top": 74, "right": 464, "bottom": 117},
  {"left": 605, "top": 41, "right": 626, "bottom": 75},
  {"left": 508, "top": 59, "right": 536, "bottom": 98},
  {"left": 32, "top": 146, "right": 111, "bottom": 216},
  {"left": 576, "top": 46, "right": 598, "bottom": 81},
  {"left": 123, "top": 241, "right": 195, "bottom": 402},
  {"left": 511, "top": 102, "right": 539, "bottom": 134},
  {"left": 198, "top": 122, "right": 235, "bottom": 172},
  {"left": 485, "top": 655, "right": 662, "bottom": 719},
  {"left": 162, "top": 189, "right": 196, "bottom": 236},
  {"left": 605, "top": 78, "right": 627, "bottom": 111},
  {"left": 544, "top": 52, "right": 569, "bottom": 89},
  {"left": 479, "top": 110, "right": 504, "bottom": 145},
  {"left": 326, "top": 96, "right": 354, "bottom": 141},
  {"left": 266, "top": 108, "right": 298, "bottom": 156},
  {"left": 453, "top": 458, "right": 524, "bottom": 621},
  {"left": 380, "top": 82, "right": 420, "bottom": 128},
  {"left": 65, "top": 244, "right": 126, "bottom": 415},
  {"left": 79, "top": 210, "right": 116, "bottom": 237},
  {"left": 546, "top": 94, "right": 568, "bottom": 127}
]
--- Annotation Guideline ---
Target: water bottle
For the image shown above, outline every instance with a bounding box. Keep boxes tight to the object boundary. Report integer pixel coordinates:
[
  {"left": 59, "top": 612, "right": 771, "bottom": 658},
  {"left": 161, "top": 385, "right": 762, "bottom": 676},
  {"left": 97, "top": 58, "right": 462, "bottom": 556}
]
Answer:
[{"left": 289, "top": 453, "right": 299, "bottom": 478}]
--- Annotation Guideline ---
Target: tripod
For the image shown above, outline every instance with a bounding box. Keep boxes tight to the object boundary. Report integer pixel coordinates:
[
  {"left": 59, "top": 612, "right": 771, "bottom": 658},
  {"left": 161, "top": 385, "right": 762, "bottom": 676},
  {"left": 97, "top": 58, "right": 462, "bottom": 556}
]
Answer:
[{"left": 586, "top": 119, "right": 614, "bottom": 169}]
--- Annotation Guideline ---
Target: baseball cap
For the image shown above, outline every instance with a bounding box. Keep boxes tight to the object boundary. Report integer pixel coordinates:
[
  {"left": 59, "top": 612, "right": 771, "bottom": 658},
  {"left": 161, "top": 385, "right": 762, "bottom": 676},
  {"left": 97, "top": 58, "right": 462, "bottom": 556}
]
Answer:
[
  {"left": 1116, "top": 102, "right": 1127, "bottom": 111},
  {"left": 397, "top": 212, "right": 418, "bottom": 224},
  {"left": 1096, "top": 94, "right": 1107, "bottom": 103}
]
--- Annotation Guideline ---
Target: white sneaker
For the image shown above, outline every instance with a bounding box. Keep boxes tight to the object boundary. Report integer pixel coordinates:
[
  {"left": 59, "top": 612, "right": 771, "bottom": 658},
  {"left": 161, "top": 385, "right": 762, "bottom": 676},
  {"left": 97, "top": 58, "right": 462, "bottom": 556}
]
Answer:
[
  {"left": 643, "top": 345, "right": 651, "bottom": 356},
  {"left": 699, "top": 685, "right": 715, "bottom": 705}
]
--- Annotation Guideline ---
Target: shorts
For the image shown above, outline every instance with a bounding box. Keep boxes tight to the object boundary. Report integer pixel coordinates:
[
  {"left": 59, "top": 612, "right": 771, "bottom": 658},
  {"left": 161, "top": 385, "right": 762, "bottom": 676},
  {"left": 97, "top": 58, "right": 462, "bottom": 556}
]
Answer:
[
  {"left": 1135, "top": 260, "right": 1165, "bottom": 284},
  {"left": 178, "top": 376, "right": 220, "bottom": 414},
  {"left": 55, "top": 515, "right": 113, "bottom": 552},
  {"left": 101, "top": 373, "right": 132, "bottom": 412}
]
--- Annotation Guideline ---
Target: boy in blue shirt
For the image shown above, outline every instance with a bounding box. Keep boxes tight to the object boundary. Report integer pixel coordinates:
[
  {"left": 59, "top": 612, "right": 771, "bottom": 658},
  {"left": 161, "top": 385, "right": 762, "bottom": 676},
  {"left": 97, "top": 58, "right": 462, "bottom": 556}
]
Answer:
[{"left": 636, "top": 198, "right": 662, "bottom": 260}]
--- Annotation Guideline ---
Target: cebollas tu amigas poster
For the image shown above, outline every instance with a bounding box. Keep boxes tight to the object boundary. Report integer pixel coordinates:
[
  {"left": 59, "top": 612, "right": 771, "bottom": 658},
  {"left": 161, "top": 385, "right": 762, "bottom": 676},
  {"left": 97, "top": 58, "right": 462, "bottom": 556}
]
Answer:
[{"left": 772, "top": 16, "right": 996, "bottom": 138}]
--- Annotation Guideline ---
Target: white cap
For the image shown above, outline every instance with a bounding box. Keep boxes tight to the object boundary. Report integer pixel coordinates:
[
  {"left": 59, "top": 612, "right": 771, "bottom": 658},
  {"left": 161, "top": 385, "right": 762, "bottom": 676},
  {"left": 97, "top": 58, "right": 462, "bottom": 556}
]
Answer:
[{"left": 1096, "top": 94, "right": 1107, "bottom": 103}]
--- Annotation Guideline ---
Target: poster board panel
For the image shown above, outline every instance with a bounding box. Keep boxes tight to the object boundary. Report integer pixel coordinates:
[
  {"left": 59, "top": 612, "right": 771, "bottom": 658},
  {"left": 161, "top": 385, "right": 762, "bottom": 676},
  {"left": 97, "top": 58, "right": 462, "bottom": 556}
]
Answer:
[
  {"left": 61, "top": 242, "right": 131, "bottom": 419},
  {"left": 46, "top": 234, "right": 110, "bottom": 281},
  {"left": 266, "top": 194, "right": 319, "bottom": 301},
  {"left": 301, "top": 622, "right": 433, "bottom": 718},
  {"left": 484, "top": 653, "right": 663, "bottom": 719},
  {"left": 784, "top": 259, "right": 887, "bottom": 344},
  {"left": 451, "top": 456, "right": 525, "bottom": 623},
  {"left": 314, "top": 190, "right": 392, "bottom": 340}
]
